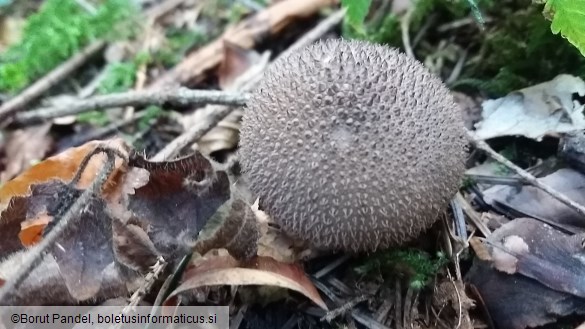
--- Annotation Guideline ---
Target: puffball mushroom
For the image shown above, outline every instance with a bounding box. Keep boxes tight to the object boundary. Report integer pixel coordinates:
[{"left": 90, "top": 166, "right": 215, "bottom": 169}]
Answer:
[{"left": 239, "top": 39, "right": 466, "bottom": 252}]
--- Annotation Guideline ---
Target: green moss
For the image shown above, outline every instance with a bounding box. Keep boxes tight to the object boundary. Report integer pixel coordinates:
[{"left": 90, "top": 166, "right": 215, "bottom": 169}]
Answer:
[
  {"left": 137, "top": 105, "right": 165, "bottom": 131},
  {"left": 354, "top": 249, "right": 449, "bottom": 290},
  {"left": 456, "top": 6, "right": 585, "bottom": 95},
  {"left": 342, "top": 0, "right": 491, "bottom": 46},
  {"left": 76, "top": 110, "right": 110, "bottom": 126},
  {"left": 0, "top": 0, "right": 138, "bottom": 94},
  {"left": 153, "top": 28, "right": 207, "bottom": 67}
]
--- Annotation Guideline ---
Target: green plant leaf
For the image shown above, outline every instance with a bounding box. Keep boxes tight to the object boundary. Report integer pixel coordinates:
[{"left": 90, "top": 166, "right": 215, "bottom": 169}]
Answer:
[
  {"left": 544, "top": 0, "right": 585, "bottom": 56},
  {"left": 341, "top": 0, "right": 372, "bottom": 27}
]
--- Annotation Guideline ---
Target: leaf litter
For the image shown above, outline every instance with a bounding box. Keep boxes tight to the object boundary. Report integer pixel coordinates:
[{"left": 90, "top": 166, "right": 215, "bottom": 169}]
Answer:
[{"left": 1, "top": 0, "right": 585, "bottom": 328}]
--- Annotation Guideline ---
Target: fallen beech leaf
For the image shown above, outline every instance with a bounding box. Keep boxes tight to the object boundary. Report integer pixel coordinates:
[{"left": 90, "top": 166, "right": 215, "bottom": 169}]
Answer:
[
  {"left": 197, "top": 116, "right": 242, "bottom": 156},
  {"left": 0, "top": 139, "right": 130, "bottom": 209},
  {"left": 195, "top": 198, "right": 259, "bottom": 260},
  {"left": 217, "top": 41, "right": 262, "bottom": 90},
  {"left": 0, "top": 123, "right": 53, "bottom": 182},
  {"left": 0, "top": 249, "right": 141, "bottom": 305},
  {"left": 150, "top": 0, "right": 336, "bottom": 88},
  {"left": 167, "top": 254, "right": 327, "bottom": 310},
  {"left": 473, "top": 74, "right": 585, "bottom": 140},
  {"left": 18, "top": 213, "right": 52, "bottom": 247},
  {"left": 128, "top": 152, "right": 231, "bottom": 256},
  {"left": 11, "top": 180, "right": 118, "bottom": 301},
  {"left": 112, "top": 219, "right": 159, "bottom": 272}
]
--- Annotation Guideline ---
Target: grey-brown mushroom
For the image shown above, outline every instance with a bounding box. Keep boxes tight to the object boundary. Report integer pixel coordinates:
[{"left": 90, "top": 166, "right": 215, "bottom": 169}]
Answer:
[{"left": 239, "top": 39, "right": 466, "bottom": 252}]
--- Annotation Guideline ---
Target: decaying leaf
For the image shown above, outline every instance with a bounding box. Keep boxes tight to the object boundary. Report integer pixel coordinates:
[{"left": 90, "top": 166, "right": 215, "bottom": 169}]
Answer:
[
  {"left": 0, "top": 139, "right": 130, "bottom": 258},
  {"left": 491, "top": 235, "right": 528, "bottom": 274},
  {"left": 184, "top": 44, "right": 269, "bottom": 156},
  {"left": 483, "top": 168, "right": 585, "bottom": 230},
  {"left": 18, "top": 213, "right": 51, "bottom": 247},
  {"left": 0, "top": 249, "right": 141, "bottom": 305},
  {"left": 217, "top": 41, "right": 263, "bottom": 90},
  {"left": 472, "top": 74, "right": 585, "bottom": 141},
  {"left": 432, "top": 280, "right": 475, "bottom": 329},
  {"left": 255, "top": 205, "right": 304, "bottom": 263},
  {"left": 128, "top": 152, "right": 231, "bottom": 257},
  {"left": 166, "top": 252, "right": 327, "bottom": 310},
  {"left": 0, "top": 139, "right": 130, "bottom": 210},
  {"left": 195, "top": 197, "right": 259, "bottom": 260},
  {"left": 0, "top": 139, "right": 233, "bottom": 305},
  {"left": 466, "top": 217, "right": 585, "bottom": 329},
  {"left": 0, "top": 123, "right": 53, "bottom": 182}
]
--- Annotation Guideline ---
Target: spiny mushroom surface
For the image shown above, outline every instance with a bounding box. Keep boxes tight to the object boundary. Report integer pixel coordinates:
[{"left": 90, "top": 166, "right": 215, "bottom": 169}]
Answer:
[{"left": 238, "top": 39, "right": 466, "bottom": 252}]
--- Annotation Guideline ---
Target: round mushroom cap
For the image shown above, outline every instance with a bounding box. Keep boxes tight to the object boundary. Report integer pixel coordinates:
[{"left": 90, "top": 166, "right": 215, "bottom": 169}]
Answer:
[{"left": 239, "top": 39, "right": 466, "bottom": 252}]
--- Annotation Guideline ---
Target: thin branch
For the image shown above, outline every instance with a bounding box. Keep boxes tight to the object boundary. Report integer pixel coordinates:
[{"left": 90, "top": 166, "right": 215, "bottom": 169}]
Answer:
[
  {"left": 154, "top": 104, "right": 237, "bottom": 161},
  {"left": 400, "top": 7, "right": 415, "bottom": 59},
  {"left": 467, "top": 131, "right": 585, "bottom": 217},
  {"left": 153, "top": 9, "right": 346, "bottom": 160},
  {"left": 0, "top": 0, "right": 196, "bottom": 126},
  {"left": 0, "top": 40, "right": 107, "bottom": 125},
  {"left": 322, "top": 294, "right": 369, "bottom": 322},
  {"left": 14, "top": 88, "right": 249, "bottom": 125},
  {"left": 123, "top": 256, "right": 166, "bottom": 309}
]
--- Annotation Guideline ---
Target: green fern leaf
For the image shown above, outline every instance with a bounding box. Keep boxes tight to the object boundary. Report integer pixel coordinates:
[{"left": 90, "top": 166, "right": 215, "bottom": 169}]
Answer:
[{"left": 544, "top": 0, "right": 585, "bottom": 56}]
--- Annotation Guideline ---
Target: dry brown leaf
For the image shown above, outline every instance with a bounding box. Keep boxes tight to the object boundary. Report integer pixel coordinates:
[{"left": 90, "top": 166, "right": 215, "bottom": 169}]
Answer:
[
  {"left": 0, "top": 139, "right": 131, "bottom": 257},
  {"left": 127, "top": 152, "right": 231, "bottom": 257},
  {"left": 195, "top": 198, "right": 259, "bottom": 260},
  {"left": 0, "top": 123, "right": 53, "bottom": 182},
  {"left": 0, "top": 139, "right": 130, "bottom": 210},
  {"left": 0, "top": 140, "right": 231, "bottom": 304},
  {"left": 149, "top": 0, "right": 336, "bottom": 87},
  {"left": 18, "top": 212, "right": 52, "bottom": 247},
  {"left": 467, "top": 217, "right": 585, "bottom": 329},
  {"left": 473, "top": 74, "right": 585, "bottom": 140},
  {"left": 217, "top": 41, "right": 262, "bottom": 90},
  {"left": 167, "top": 253, "right": 327, "bottom": 310},
  {"left": 255, "top": 207, "right": 303, "bottom": 263}
]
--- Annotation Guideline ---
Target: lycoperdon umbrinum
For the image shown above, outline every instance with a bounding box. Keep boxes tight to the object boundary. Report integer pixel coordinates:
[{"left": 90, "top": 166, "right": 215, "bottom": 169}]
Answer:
[{"left": 239, "top": 39, "right": 466, "bottom": 252}]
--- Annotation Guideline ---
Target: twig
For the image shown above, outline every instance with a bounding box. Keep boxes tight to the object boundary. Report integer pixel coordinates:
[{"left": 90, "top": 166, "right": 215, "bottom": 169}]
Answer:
[
  {"left": 278, "top": 9, "right": 346, "bottom": 59},
  {"left": 14, "top": 88, "right": 249, "bottom": 125},
  {"left": 123, "top": 256, "right": 166, "bottom": 309},
  {"left": 0, "top": 0, "right": 191, "bottom": 126},
  {"left": 153, "top": 105, "right": 238, "bottom": 160},
  {"left": 149, "top": 0, "right": 336, "bottom": 88},
  {"left": 0, "top": 146, "right": 122, "bottom": 304},
  {"left": 67, "top": 112, "right": 148, "bottom": 148},
  {"left": 153, "top": 9, "right": 345, "bottom": 160},
  {"left": 0, "top": 40, "right": 107, "bottom": 125},
  {"left": 313, "top": 254, "right": 351, "bottom": 279},
  {"left": 312, "top": 279, "right": 390, "bottom": 329},
  {"left": 322, "top": 295, "right": 369, "bottom": 322},
  {"left": 467, "top": 131, "right": 585, "bottom": 217},
  {"left": 400, "top": 8, "right": 414, "bottom": 59}
]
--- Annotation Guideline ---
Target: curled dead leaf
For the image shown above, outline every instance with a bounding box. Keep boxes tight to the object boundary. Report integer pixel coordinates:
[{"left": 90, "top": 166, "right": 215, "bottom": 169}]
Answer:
[
  {"left": 167, "top": 253, "right": 327, "bottom": 310},
  {"left": 195, "top": 198, "right": 259, "bottom": 260}
]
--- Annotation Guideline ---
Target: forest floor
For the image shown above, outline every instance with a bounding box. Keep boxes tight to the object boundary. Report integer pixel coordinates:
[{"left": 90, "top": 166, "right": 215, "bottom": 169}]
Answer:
[{"left": 0, "top": 0, "right": 584, "bottom": 328}]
